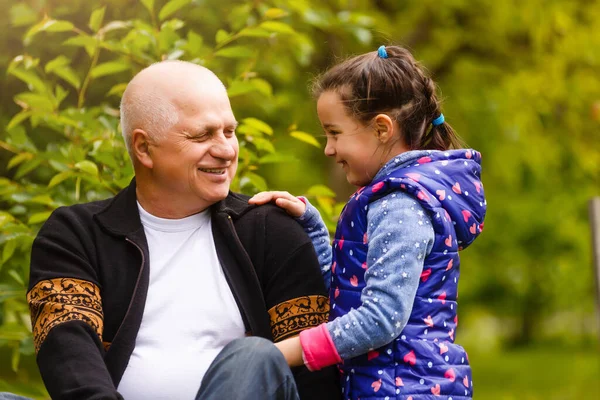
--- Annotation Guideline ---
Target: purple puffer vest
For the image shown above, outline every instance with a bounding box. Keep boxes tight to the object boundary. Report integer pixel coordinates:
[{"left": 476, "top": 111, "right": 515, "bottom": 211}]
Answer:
[{"left": 330, "top": 149, "right": 486, "bottom": 399}]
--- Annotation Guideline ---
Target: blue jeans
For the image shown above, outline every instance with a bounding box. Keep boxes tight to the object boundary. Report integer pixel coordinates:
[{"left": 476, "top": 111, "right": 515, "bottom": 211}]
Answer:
[
  {"left": 196, "top": 336, "right": 300, "bottom": 400},
  {"left": 0, "top": 395, "right": 30, "bottom": 400},
  {"left": 0, "top": 337, "right": 299, "bottom": 400}
]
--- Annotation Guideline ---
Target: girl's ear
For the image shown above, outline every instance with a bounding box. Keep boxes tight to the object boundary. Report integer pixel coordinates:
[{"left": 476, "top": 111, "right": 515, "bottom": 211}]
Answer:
[
  {"left": 132, "top": 129, "right": 154, "bottom": 169},
  {"left": 373, "top": 114, "right": 396, "bottom": 144}
]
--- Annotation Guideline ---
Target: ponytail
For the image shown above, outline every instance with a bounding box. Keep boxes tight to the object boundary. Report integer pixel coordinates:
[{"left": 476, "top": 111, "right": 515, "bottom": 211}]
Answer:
[{"left": 419, "top": 118, "right": 463, "bottom": 151}]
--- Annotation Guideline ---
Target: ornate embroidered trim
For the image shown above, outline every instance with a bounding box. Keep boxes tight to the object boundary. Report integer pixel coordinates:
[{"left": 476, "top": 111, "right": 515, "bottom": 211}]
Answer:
[
  {"left": 27, "top": 278, "right": 104, "bottom": 353},
  {"left": 268, "top": 295, "right": 329, "bottom": 342}
]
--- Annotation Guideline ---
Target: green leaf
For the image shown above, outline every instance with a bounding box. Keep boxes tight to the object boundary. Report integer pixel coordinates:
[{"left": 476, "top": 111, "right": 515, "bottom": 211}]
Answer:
[
  {"left": 264, "top": 8, "right": 289, "bottom": 20},
  {"left": 215, "top": 29, "right": 230, "bottom": 44},
  {"left": 214, "top": 46, "right": 254, "bottom": 59},
  {"left": 48, "top": 170, "right": 74, "bottom": 188},
  {"left": 0, "top": 212, "right": 15, "bottom": 229},
  {"left": 90, "top": 61, "right": 129, "bottom": 79},
  {"left": 158, "top": 0, "right": 192, "bottom": 21},
  {"left": 10, "top": 3, "right": 38, "bottom": 27},
  {"left": 259, "top": 21, "right": 295, "bottom": 35},
  {"left": 2, "top": 240, "right": 17, "bottom": 263},
  {"left": 55, "top": 84, "right": 69, "bottom": 106},
  {"left": 141, "top": 0, "right": 155, "bottom": 13},
  {"left": 8, "top": 269, "right": 25, "bottom": 286},
  {"left": 241, "top": 172, "right": 268, "bottom": 192},
  {"left": 243, "top": 118, "right": 273, "bottom": 135},
  {"left": 306, "top": 184, "right": 336, "bottom": 197},
  {"left": 6, "top": 127, "right": 37, "bottom": 152},
  {"left": 29, "top": 195, "right": 55, "bottom": 206},
  {"left": 8, "top": 68, "right": 47, "bottom": 94},
  {"left": 106, "top": 83, "right": 128, "bottom": 97},
  {"left": 98, "top": 21, "right": 132, "bottom": 34},
  {"left": 63, "top": 34, "right": 98, "bottom": 57},
  {"left": 14, "top": 158, "right": 41, "bottom": 179},
  {"left": 7, "top": 153, "right": 33, "bottom": 170},
  {"left": 258, "top": 153, "right": 297, "bottom": 164},
  {"left": 161, "top": 18, "right": 185, "bottom": 31},
  {"left": 14, "top": 93, "right": 55, "bottom": 112},
  {"left": 28, "top": 211, "right": 53, "bottom": 225},
  {"left": 251, "top": 138, "right": 275, "bottom": 153},
  {"left": 227, "top": 80, "right": 255, "bottom": 97},
  {"left": 238, "top": 27, "right": 272, "bottom": 38},
  {"left": 6, "top": 111, "right": 32, "bottom": 131},
  {"left": 45, "top": 55, "right": 69, "bottom": 73},
  {"left": 52, "top": 66, "right": 81, "bottom": 90},
  {"left": 290, "top": 131, "right": 321, "bottom": 148},
  {"left": 89, "top": 6, "right": 106, "bottom": 32},
  {"left": 352, "top": 27, "right": 372, "bottom": 45},
  {"left": 249, "top": 79, "right": 272, "bottom": 97},
  {"left": 186, "top": 31, "right": 203, "bottom": 54},
  {"left": 75, "top": 160, "right": 99, "bottom": 176},
  {"left": 25, "top": 19, "right": 75, "bottom": 42}
]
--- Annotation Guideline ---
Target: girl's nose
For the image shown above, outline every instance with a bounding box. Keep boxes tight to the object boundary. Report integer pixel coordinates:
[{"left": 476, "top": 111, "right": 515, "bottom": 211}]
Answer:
[{"left": 324, "top": 139, "right": 335, "bottom": 157}]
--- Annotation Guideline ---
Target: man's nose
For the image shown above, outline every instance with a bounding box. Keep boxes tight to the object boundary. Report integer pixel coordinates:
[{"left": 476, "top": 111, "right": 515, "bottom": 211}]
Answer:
[{"left": 210, "top": 134, "right": 236, "bottom": 160}]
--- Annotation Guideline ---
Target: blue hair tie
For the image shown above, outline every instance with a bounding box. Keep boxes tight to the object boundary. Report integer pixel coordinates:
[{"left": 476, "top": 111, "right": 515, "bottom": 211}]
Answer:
[
  {"left": 377, "top": 45, "right": 388, "bottom": 59},
  {"left": 432, "top": 114, "right": 445, "bottom": 126}
]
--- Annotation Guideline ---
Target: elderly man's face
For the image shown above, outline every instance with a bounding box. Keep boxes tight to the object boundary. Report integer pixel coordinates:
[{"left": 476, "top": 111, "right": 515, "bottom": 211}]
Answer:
[{"left": 149, "top": 85, "right": 239, "bottom": 211}]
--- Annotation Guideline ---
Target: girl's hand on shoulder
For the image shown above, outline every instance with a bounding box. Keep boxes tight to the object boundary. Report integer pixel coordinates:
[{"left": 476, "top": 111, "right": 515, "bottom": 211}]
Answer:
[{"left": 248, "top": 191, "right": 306, "bottom": 218}]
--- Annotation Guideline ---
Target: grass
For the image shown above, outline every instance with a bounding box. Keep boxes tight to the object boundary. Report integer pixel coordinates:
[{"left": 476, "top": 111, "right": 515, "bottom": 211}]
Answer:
[{"left": 469, "top": 346, "right": 600, "bottom": 399}]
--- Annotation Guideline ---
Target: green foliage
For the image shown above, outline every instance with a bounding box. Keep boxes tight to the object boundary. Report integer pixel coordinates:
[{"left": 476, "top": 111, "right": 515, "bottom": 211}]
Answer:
[{"left": 0, "top": 0, "right": 599, "bottom": 397}]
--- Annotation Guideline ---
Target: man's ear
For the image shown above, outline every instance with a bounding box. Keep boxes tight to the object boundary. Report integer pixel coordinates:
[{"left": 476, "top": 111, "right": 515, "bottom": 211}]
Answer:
[
  {"left": 132, "top": 129, "right": 154, "bottom": 169},
  {"left": 373, "top": 114, "right": 396, "bottom": 144}
]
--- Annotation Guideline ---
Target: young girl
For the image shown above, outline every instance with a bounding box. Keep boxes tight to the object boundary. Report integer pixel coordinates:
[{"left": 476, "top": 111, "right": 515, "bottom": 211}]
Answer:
[{"left": 250, "top": 45, "right": 486, "bottom": 400}]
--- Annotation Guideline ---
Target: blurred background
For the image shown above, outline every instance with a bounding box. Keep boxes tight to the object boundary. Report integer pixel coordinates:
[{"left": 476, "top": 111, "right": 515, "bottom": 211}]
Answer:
[{"left": 0, "top": 0, "right": 599, "bottom": 398}]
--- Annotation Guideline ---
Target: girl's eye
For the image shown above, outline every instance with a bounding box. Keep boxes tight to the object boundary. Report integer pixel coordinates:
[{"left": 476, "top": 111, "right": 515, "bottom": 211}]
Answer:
[{"left": 326, "top": 131, "right": 341, "bottom": 137}]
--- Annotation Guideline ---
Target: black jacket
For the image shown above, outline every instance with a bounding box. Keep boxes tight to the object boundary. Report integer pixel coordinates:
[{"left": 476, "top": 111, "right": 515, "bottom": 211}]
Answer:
[{"left": 28, "top": 180, "right": 340, "bottom": 399}]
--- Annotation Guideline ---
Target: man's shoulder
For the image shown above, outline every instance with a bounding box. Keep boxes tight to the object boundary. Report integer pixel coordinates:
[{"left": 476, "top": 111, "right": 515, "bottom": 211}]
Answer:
[
  {"left": 222, "top": 191, "right": 295, "bottom": 223},
  {"left": 39, "top": 195, "right": 117, "bottom": 239},
  {"left": 49, "top": 196, "right": 115, "bottom": 221}
]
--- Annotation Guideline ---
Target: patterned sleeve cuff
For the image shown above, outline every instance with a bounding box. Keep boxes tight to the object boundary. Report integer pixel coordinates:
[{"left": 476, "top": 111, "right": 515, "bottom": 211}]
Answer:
[
  {"left": 267, "top": 295, "right": 329, "bottom": 342},
  {"left": 299, "top": 323, "right": 341, "bottom": 371},
  {"left": 27, "top": 278, "right": 104, "bottom": 353}
]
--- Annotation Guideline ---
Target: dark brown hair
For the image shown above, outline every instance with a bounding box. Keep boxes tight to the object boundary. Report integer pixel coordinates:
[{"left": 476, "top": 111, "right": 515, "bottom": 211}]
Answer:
[{"left": 312, "top": 46, "right": 462, "bottom": 151}]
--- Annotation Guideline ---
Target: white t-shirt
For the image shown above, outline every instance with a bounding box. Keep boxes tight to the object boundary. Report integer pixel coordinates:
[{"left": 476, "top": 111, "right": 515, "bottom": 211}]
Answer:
[{"left": 117, "top": 203, "right": 245, "bottom": 400}]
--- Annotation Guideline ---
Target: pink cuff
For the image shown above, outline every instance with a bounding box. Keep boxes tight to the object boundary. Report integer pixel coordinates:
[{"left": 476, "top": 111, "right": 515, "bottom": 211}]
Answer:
[{"left": 299, "top": 324, "right": 342, "bottom": 371}]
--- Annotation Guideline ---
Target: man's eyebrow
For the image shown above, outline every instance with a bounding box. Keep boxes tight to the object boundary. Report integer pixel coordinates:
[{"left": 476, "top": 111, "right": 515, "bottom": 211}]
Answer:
[{"left": 192, "top": 121, "right": 239, "bottom": 132}]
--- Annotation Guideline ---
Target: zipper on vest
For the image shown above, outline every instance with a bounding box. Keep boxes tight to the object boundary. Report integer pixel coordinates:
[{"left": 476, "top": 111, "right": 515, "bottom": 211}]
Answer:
[{"left": 107, "top": 237, "right": 146, "bottom": 350}]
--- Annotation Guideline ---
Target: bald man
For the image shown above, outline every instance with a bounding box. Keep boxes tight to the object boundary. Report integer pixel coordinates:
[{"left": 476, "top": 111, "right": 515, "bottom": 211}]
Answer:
[{"left": 25, "top": 62, "right": 340, "bottom": 400}]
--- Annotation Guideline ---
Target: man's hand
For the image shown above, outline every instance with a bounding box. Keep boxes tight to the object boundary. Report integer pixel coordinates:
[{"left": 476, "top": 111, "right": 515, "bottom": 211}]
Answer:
[{"left": 249, "top": 191, "right": 306, "bottom": 218}]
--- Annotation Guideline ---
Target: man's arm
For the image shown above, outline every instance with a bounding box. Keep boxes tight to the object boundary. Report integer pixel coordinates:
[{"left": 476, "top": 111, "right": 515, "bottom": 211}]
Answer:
[
  {"left": 28, "top": 207, "right": 122, "bottom": 400},
  {"left": 237, "top": 204, "right": 340, "bottom": 400}
]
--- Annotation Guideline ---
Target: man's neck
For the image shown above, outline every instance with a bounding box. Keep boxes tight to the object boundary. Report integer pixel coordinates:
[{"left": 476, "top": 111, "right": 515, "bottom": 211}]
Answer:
[{"left": 135, "top": 184, "right": 210, "bottom": 219}]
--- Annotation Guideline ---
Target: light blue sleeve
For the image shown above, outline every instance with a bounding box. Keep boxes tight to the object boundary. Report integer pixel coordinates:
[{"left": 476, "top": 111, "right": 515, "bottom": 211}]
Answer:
[
  {"left": 325, "top": 191, "right": 435, "bottom": 360},
  {"left": 295, "top": 198, "right": 332, "bottom": 291}
]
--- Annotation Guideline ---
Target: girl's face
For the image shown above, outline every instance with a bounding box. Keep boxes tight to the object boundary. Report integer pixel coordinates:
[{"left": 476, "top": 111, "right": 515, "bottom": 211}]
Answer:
[{"left": 317, "top": 91, "right": 385, "bottom": 187}]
